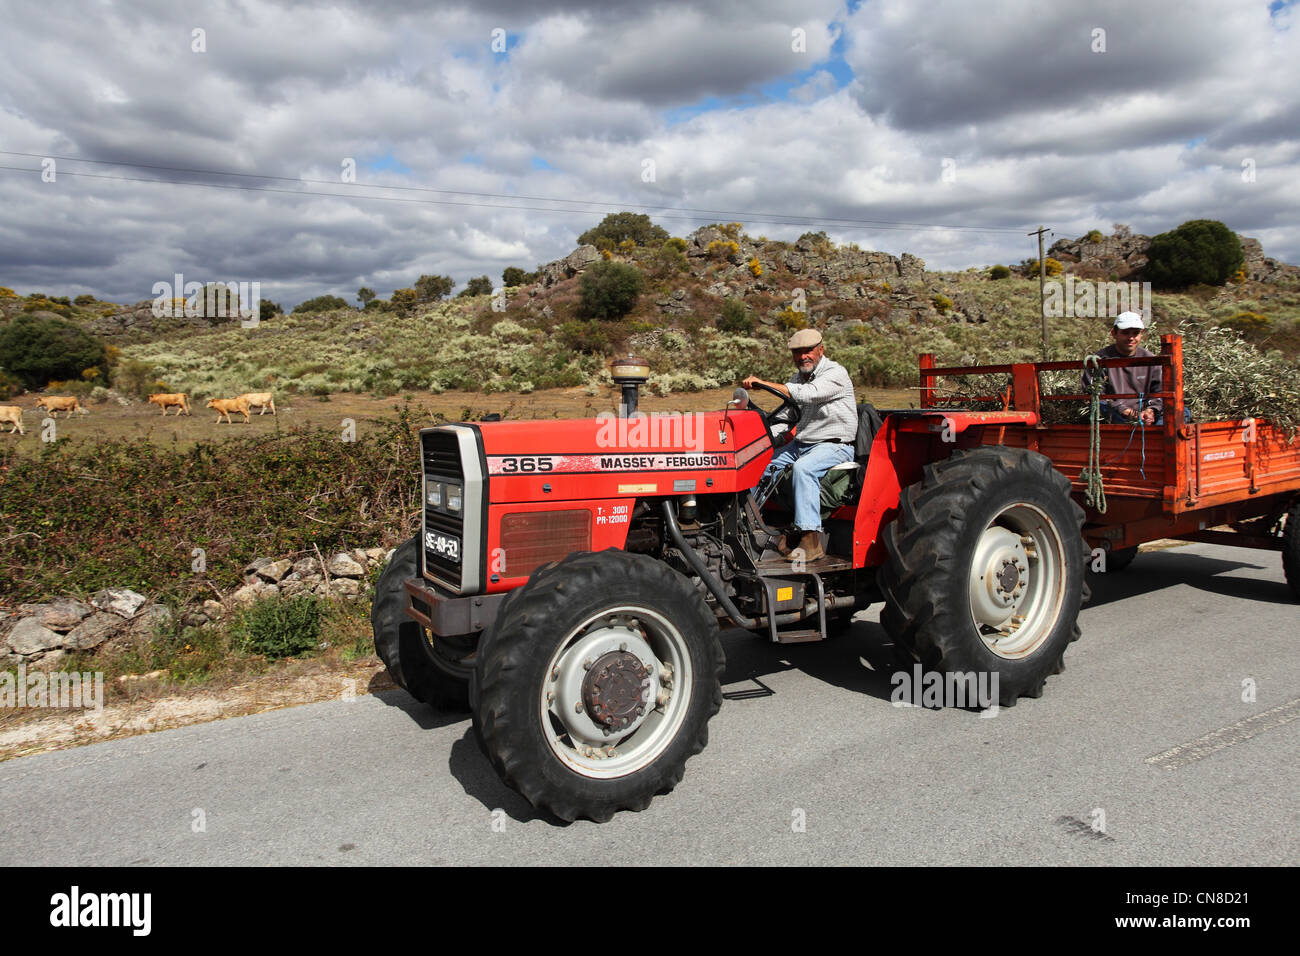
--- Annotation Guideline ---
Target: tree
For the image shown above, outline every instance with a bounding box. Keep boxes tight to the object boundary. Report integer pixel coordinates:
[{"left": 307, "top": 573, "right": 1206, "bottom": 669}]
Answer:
[
  {"left": 357, "top": 287, "right": 376, "bottom": 308},
  {"left": 0, "top": 314, "right": 109, "bottom": 390},
  {"left": 414, "top": 274, "right": 453, "bottom": 302},
  {"left": 293, "top": 295, "right": 350, "bottom": 314},
  {"left": 1144, "top": 219, "right": 1244, "bottom": 289},
  {"left": 578, "top": 261, "right": 643, "bottom": 320},
  {"left": 502, "top": 267, "right": 532, "bottom": 287},
  {"left": 390, "top": 288, "right": 419, "bottom": 315},
  {"left": 577, "top": 212, "right": 669, "bottom": 249},
  {"left": 457, "top": 276, "right": 493, "bottom": 298},
  {"left": 259, "top": 298, "right": 283, "bottom": 318}
]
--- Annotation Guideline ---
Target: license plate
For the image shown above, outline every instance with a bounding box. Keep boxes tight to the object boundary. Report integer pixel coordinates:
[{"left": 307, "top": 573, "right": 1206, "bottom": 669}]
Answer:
[{"left": 425, "top": 530, "right": 461, "bottom": 564}]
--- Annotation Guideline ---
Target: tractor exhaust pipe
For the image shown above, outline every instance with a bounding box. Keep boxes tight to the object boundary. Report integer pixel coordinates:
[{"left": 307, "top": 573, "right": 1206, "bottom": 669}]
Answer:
[{"left": 610, "top": 355, "right": 650, "bottom": 417}]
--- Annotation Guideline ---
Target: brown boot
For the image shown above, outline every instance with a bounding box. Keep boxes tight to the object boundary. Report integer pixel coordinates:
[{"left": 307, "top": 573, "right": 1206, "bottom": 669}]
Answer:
[
  {"left": 774, "top": 527, "right": 798, "bottom": 556},
  {"left": 787, "top": 531, "right": 824, "bottom": 562}
]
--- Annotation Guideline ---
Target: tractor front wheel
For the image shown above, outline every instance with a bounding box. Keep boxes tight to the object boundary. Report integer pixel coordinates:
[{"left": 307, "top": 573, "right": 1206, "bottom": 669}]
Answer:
[
  {"left": 472, "top": 549, "right": 724, "bottom": 823},
  {"left": 371, "top": 535, "right": 474, "bottom": 711},
  {"left": 878, "top": 447, "right": 1088, "bottom": 706}
]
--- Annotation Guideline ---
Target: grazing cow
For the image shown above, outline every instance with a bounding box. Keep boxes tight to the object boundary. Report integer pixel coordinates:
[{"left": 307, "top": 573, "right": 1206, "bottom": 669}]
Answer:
[
  {"left": 239, "top": 391, "right": 275, "bottom": 416},
  {"left": 35, "top": 396, "right": 86, "bottom": 418},
  {"left": 0, "top": 405, "right": 23, "bottom": 435},
  {"left": 148, "top": 392, "right": 191, "bottom": 416},
  {"left": 205, "top": 396, "right": 251, "bottom": 424}
]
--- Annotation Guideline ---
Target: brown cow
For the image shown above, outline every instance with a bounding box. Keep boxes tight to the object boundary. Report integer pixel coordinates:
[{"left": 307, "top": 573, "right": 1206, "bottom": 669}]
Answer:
[
  {"left": 205, "top": 396, "right": 251, "bottom": 424},
  {"left": 35, "top": 396, "right": 86, "bottom": 418},
  {"left": 0, "top": 405, "right": 23, "bottom": 435},
  {"left": 238, "top": 391, "right": 275, "bottom": 416},
  {"left": 148, "top": 393, "right": 191, "bottom": 416}
]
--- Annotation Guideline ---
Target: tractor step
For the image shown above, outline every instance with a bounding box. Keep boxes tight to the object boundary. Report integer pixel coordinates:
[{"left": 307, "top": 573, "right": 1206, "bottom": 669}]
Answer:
[
  {"left": 755, "top": 553, "right": 852, "bottom": 573},
  {"left": 772, "top": 629, "right": 824, "bottom": 644}
]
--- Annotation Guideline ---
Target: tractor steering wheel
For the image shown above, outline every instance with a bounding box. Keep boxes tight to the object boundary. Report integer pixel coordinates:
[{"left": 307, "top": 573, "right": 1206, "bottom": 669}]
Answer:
[{"left": 743, "top": 381, "right": 802, "bottom": 452}]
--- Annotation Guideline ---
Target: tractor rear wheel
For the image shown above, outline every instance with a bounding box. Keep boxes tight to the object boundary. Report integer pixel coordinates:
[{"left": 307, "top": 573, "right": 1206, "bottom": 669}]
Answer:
[
  {"left": 878, "top": 447, "right": 1088, "bottom": 707},
  {"left": 472, "top": 549, "right": 724, "bottom": 823},
  {"left": 371, "top": 535, "right": 473, "bottom": 711},
  {"left": 1283, "top": 498, "right": 1300, "bottom": 600}
]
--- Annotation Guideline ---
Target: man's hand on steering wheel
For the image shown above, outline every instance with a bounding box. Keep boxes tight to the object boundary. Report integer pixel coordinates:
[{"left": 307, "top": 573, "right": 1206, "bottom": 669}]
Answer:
[{"left": 738, "top": 379, "right": 801, "bottom": 451}]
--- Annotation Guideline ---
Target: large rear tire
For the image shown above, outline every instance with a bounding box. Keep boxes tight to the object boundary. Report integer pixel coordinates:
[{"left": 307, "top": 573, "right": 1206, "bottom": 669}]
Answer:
[
  {"left": 370, "top": 535, "right": 473, "bottom": 711},
  {"left": 878, "top": 447, "right": 1088, "bottom": 706},
  {"left": 472, "top": 549, "right": 724, "bottom": 823}
]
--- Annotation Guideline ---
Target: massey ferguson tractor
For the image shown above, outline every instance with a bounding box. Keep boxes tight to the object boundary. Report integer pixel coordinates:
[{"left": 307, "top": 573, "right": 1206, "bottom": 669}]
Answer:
[{"left": 372, "top": 341, "right": 1300, "bottom": 823}]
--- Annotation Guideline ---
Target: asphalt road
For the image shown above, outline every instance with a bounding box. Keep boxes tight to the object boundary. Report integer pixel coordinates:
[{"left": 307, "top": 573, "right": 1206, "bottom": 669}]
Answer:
[{"left": 2, "top": 541, "right": 1295, "bottom": 866}]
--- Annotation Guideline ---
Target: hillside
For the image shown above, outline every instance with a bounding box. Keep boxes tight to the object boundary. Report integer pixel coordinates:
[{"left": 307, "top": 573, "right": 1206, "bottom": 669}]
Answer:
[{"left": 3, "top": 224, "right": 1299, "bottom": 402}]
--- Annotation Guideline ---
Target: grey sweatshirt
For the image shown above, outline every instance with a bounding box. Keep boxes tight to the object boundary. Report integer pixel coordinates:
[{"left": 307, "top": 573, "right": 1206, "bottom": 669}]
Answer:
[{"left": 1080, "top": 344, "right": 1163, "bottom": 414}]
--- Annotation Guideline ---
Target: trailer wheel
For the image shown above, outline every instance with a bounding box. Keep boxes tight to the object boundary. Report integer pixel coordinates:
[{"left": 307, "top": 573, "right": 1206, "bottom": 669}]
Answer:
[
  {"left": 1098, "top": 545, "right": 1138, "bottom": 573},
  {"left": 878, "top": 447, "right": 1088, "bottom": 707},
  {"left": 472, "top": 549, "right": 724, "bottom": 823},
  {"left": 1283, "top": 499, "right": 1300, "bottom": 600},
  {"left": 370, "top": 535, "right": 473, "bottom": 711}
]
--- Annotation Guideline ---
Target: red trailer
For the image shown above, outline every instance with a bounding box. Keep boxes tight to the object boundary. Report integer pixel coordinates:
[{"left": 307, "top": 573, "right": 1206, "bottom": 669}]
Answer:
[{"left": 917, "top": 333, "right": 1300, "bottom": 580}]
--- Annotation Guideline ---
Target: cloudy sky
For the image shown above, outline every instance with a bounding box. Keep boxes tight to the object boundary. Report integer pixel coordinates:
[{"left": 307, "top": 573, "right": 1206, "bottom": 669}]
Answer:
[{"left": 1, "top": 0, "right": 1297, "bottom": 308}]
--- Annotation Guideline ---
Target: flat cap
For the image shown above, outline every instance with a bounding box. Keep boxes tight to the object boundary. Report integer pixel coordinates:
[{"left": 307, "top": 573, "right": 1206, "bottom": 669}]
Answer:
[{"left": 787, "top": 328, "right": 822, "bottom": 349}]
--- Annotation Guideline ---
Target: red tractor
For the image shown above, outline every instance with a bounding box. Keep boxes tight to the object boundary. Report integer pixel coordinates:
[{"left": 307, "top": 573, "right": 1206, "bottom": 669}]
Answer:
[{"left": 372, "top": 341, "right": 1300, "bottom": 822}]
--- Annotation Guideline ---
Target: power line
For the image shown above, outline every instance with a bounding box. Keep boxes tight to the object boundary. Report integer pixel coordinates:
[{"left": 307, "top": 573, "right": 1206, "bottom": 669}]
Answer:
[{"left": 0, "top": 150, "right": 1029, "bottom": 235}]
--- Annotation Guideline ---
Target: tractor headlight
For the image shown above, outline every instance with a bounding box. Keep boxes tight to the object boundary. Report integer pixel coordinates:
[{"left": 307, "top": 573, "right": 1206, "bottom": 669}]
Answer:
[
  {"left": 446, "top": 482, "right": 463, "bottom": 514},
  {"left": 426, "top": 480, "right": 443, "bottom": 509}
]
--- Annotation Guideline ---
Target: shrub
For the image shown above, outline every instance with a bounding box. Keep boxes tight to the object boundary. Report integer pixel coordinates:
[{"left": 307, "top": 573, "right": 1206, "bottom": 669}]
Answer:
[
  {"left": 390, "top": 288, "right": 419, "bottom": 315},
  {"left": 0, "top": 287, "right": 17, "bottom": 300},
  {"left": 578, "top": 261, "right": 643, "bottom": 320},
  {"left": 663, "top": 237, "right": 687, "bottom": 253},
  {"left": 989, "top": 264, "right": 1011, "bottom": 280},
  {"left": 1145, "top": 219, "right": 1244, "bottom": 289},
  {"left": 618, "top": 239, "right": 636, "bottom": 255},
  {"left": 357, "top": 287, "right": 376, "bottom": 308},
  {"left": 0, "top": 370, "right": 22, "bottom": 400},
  {"left": 776, "top": 307, "right": 807, "bottom": 332},
  {"left": 74, "top": 294, "right": 96, "bottom": 306},
  {"left": 578, "top": 212, "right": 669, "bottom": 248},
  {"left": 258, "top": 298, "right": 283, "bottom": 318},
  {"left": 1220, "top": 311, "right": 1271, "bottom": 339},
  {"left": 557, "top": 320, "right": 611, "bottom": 354},
  {"left": 233, "top": 596, "right": 322, "bottom": 659},
  {"left": 1025, "top": 257, "right": 1064, "bottom": 278},
  {"left": 748, "top": 257, "right": 762, "bottom": 277},
  {"left": 1084, "top": 229, "right": 1104, "bottom": 243},
  {"left": 0, "top": 314, "right": 109, "bottom": 390},
  {"left": 111, "top": 358, "right": 158, "bottom": 399},
  {"left": 415, "top": 274, "right": 454, "bottom": 302},
  {"left": 457, "top": 276, "right": 493, "bottom": 298},
  {"left": 293, "top": 295, "right": 349, "bottom": 314},
  {"left": 718, "top": 298, "right": 755, "bottom": 334},
  {"left": 932, "top": 293, "right": 953, "bottom": 313},
  {"left": 708, "top": 240, "right": 740, "bottom": 259},
  {"left": 502, "top": 267, "right": 530, "bottom": 287}
]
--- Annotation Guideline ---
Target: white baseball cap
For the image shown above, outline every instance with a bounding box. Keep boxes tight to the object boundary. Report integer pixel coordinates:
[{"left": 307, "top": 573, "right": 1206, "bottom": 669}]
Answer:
[{"left": 1113, "top": 312, "right": 1145, "bottom": 330}]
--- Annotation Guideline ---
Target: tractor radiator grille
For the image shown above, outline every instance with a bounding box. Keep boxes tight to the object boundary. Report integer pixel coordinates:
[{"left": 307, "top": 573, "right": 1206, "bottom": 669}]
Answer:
[{"left": 421, "top": 429, "right": 478, "bottom": 592}]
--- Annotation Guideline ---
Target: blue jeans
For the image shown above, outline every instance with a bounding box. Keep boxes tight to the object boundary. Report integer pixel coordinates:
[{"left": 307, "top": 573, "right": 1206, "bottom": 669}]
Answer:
[{"left": 762, "top": 440, "right": 854, "bottom": 532}]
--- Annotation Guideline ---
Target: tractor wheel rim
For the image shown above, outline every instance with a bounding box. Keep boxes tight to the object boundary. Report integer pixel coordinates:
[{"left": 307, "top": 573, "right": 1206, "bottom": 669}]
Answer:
[
  {"left": 541, "top": 606, "right": 692, "bottom": 779},
  {"left": 968, "top": 503, "right": 1066, "bottom": 659}
]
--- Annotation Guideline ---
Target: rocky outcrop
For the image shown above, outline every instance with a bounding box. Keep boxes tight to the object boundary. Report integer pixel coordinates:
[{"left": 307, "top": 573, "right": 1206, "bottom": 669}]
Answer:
[
  {"left": 1049, "top": 231, "right": 1297, "bottom": 283},
  {"left": 539, "top": 245, "right": 601, "bottom": 287}
]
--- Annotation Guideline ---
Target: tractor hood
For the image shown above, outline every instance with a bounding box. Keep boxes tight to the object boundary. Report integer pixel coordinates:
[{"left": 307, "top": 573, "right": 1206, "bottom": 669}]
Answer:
[{"left": 465, "top": 408, "right": 773, "bottom": 503}]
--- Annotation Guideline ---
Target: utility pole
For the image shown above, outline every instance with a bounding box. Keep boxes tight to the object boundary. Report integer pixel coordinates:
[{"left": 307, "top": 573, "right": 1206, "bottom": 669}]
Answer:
[{"left": 1028, "top": 225, "right": 1050, "bottom": 359}]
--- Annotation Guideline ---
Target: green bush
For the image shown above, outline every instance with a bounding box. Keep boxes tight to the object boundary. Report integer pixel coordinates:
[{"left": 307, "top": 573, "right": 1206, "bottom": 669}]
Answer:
[
  {"left": 390, "top": 288, "right": 419, "bottom": 315},
  {"left": 1025, "top": 258, "right": 1064, "bottom": 278},
  {"left": 234, "top": 596, "right": 322, "bottom": 659},
  {"left": 415, "top": 274, "right": 454, "bottom": 302},
  {"left": 932, "top": 294, "right": 953, "bottom": 313},
  {"left": 1145, "top": 219, "right": 1244, "bottom": 289},
  {"left": 293, "top": 295, "right": 350, "bottom": 314},
  {"left": 989, "top": 265, "right": 1011, "bottom": 280},
  {"left": 259, "top": 298, "right": 283, "bottom": 318},
  {"left": 578, "top": 212, "right": 669, "bottom": 248},
  {"left": 1084, "top": 229, "right": 1104, "bottom": 243},
  {"left": 457, "top": 276, "right": 493, "bottom": 298},
  {"left": 73, "top": 294, "right": 96, "bottom": 306},
  {"left": 556, "top": 320, "right": 611, "bottom": 354},
  {"left": 111, "top": 358, "right": 158, "bottom": 399},
  {"left": 578, "top": 261, "right": 643, "bottom": 320},
  {"left": 717, "top": 298, "right": 755, "bottom": 334},
  {"left": 0, "top": 314, "right": 109, "bottom": 390},
  {"left": 1220, "top": 311, "right": 1271, "bottom": 338},
  {"left": 502, "top": 267, "right": 533, "bottom": 287}
]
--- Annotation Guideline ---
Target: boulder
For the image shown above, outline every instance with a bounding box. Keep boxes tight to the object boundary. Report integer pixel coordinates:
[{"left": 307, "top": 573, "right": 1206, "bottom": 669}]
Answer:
[
  {"left": 201, "top": 600, "right": 225, "bottom": 620},
  {"left": 66, "top": 611, "right": 124, "bottom": 650},
  {"left": 257, "top": 559, "right": 294, "bottom": 584},
  {"left": 16, "top": 598, "right": 93, "bottom": 633},
  {"left": 91, "top": 588, "right": 148, "bottom": 619},
  {"left": 328, "top": 553, "right": 365, "bottom": 578},
  {"left": 7, "top": 617, "right": 64, "bottom": 655}
]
